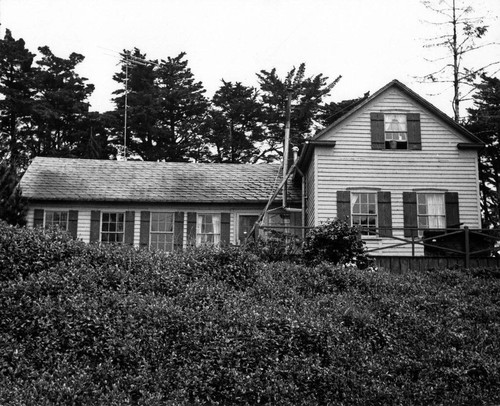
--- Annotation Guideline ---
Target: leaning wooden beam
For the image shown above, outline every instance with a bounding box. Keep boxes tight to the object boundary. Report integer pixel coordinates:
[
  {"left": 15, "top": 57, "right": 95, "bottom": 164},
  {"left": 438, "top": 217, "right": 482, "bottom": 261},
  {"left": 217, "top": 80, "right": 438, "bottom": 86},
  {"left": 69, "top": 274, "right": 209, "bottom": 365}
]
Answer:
[{"left": 244, "top": 159, "right": 298, "bottom": 244}]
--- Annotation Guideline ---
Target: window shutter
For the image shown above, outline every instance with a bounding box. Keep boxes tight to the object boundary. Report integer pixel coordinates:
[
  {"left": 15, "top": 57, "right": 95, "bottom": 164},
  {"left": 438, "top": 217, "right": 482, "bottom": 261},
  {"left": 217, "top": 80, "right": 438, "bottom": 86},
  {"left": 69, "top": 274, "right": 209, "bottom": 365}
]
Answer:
[
  {"left": 139, "top": 211, "right": 150, "bottom": 248},
  {"left": 370, "top": 112, "right": 385, "bottom": 150},
  {"left": 220, "top": 212, "right": 231, "bottom": 245},
  {"left": 187, "top": 212, "right": 197, "bottom": 246},
  {"left": 403, "top": 192, "right": 418, "bottom": 237},
  {"left": 174, "top": 212, "right": 184, "bottom": 251},
  {"left": 90, "top": 210, "right": 101, "bottom": 242},
  {"left": 124, "top": 211, "right": 135, "bottom": 245},
  {"left": 407, "top": 113, "right": 422, "bottom": 150},
  {"left": 337, "top": 191, "right": 351, "bottom": 222},
  {"left": 377, "top": 191, "right": 392, "bottom": 237},
  {"left": 33, "top": 209, "right": 44, "bottom": 228},
  {"left": 445, "top": 192, "right": 460, "bottom": 228},
  {"left": 68, "top": 210, "right": 78, "bottom": 238}
]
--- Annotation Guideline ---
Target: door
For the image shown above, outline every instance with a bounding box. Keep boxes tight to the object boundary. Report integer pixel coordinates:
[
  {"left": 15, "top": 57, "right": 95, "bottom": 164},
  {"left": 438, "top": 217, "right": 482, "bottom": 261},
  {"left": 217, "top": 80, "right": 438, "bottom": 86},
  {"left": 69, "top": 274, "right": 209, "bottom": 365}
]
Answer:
[{"left": 238, "top": 215, "right": 259, "bottom": 244}]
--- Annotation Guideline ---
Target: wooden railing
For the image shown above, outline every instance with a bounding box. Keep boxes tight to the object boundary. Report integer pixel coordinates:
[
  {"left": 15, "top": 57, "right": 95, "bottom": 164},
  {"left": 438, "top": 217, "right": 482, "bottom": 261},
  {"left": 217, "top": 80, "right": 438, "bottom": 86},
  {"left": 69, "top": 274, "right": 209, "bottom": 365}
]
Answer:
[{"left": 257, "top": 225, "right": 500, "bottom": 269}]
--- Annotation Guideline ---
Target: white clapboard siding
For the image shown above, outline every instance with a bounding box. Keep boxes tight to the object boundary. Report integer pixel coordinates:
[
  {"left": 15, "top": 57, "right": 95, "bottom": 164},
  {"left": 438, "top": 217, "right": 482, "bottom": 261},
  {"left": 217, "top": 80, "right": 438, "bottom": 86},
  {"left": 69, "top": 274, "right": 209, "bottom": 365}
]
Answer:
[
  {"left": 306, "top": 154, "right": 316, "bottom": 227},
  {"left": 312, "top": 87, "right": 481, "bottom": 256}
]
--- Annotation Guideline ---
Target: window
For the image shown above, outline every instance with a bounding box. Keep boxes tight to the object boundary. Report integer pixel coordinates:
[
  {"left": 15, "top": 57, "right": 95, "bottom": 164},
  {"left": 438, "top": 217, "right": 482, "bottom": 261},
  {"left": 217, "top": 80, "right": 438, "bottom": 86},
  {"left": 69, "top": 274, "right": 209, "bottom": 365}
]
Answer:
[
  {"left": 45, "top": 210, "right": 68, "bottom": 230},
  {"left": 417, "top": 194, "right": 446, "bottom": 236},
  {"left": 101, "top": 212, "right": 124, "bottom": 243},
  {"left": 150, "top": 212, "right": 174, "bottom": 251},
  {"left": 384, "top": 114, "right": 407, "bottom": 149},
  {"left": 197, "top": 214, "right": 221, "bottom": 245},
  {"left": 351, "top": 192, "right": 377, "bottom": 235}
]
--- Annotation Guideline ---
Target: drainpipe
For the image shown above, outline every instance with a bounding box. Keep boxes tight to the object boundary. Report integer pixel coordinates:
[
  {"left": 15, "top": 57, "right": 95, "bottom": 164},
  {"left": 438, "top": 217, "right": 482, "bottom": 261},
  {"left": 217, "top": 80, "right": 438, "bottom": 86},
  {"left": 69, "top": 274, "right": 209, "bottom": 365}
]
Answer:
[{"left": 283, "top": 89, "right": 292, "bottom": 208}]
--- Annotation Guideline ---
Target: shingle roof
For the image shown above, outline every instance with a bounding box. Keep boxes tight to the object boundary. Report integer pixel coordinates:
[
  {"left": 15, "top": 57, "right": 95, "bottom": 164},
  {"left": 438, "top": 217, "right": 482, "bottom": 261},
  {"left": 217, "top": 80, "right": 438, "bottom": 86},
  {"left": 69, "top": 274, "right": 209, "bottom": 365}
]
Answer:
[{"left": 21, "top": 157, "right": 301, "bottom": 204}]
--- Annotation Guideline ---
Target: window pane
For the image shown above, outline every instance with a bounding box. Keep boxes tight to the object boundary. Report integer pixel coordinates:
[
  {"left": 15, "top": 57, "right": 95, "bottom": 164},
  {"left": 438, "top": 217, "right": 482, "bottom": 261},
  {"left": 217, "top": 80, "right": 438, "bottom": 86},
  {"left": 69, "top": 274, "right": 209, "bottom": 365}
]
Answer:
[{"left": 385, "top": 114, "right": 407, "bottom": 132}]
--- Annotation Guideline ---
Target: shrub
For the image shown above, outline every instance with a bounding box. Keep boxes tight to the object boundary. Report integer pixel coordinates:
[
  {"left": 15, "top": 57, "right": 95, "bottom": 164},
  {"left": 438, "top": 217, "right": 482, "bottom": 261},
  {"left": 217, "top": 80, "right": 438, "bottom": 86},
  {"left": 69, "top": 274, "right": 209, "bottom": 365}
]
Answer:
[
  {"left": 1, "top": 222, "right": 500, "bottom": 405},
  {"left": 302, "top": 218, "right": 366, "bottom": 266}
]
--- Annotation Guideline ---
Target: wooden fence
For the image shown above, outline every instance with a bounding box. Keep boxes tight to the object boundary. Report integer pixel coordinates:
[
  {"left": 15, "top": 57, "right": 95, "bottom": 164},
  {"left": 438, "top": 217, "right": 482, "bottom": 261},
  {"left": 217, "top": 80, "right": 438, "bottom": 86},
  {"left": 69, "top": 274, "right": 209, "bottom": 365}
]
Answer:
[{"left": 258, "top": 225, "right": 500, "bottom": 272}]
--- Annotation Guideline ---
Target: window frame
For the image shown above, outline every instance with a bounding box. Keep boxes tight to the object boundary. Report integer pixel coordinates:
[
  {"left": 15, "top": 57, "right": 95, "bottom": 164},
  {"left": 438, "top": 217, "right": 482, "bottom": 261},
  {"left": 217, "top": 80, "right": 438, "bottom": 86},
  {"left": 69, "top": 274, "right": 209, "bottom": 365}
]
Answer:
[
  {"left": 351, "top": 191, "right": 378, "bottom": 236},
  {"left": 416, "top": 193, "right": 446, "bottom": 237},
  {"left": 100, "top": 211, "right": 125, "bottom": 244},
  {"left": 384, "top": 113, "right": 408, "bottom": 149},
  {"left": 196, "top": 213, "right": 221, "bottom": 246},
  {"left": 149, "top": 211, "right": 175, "bottom": 251},
  {"left": 44, "top": 210, "right": 69, "bottom": 230}
]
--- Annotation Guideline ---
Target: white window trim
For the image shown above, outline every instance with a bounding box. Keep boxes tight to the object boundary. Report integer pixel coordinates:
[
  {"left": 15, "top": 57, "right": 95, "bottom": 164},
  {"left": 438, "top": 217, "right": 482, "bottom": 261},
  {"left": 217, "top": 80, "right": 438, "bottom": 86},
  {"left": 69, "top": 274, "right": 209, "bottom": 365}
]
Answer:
[
  {"left": 351, "top": 191, "right": 378, "bottom": 237},
  {"left": 196, "top": 213, "right": 222, "bottom": 246},
  {"left": 100, "top": 211, "right": 125, "bottom": 243},
  {"left": 149, "top": 211, "right": 175, "bottom": 251},
  {"left": 44, "top": 210, "right": 69, "bottom": 230}
]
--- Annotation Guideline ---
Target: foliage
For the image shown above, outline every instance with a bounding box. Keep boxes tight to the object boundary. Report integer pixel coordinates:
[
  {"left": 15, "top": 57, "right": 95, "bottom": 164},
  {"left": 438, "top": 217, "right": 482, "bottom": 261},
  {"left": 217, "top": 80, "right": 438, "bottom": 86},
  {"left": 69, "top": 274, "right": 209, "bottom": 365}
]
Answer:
[
  {"left": 303, "top": 218, "right": 366, "bottom": 266},
  {"left": 465, "top": 74, "right": 500, "bottom": 227},
  {"left": 204, "top": 80, "right": 264, "bottom": 163},
  {"left": 1, "top": 222, "right": 500, "bottom": 404},
  {"left": 0, "top": 29, "right": 98, "bottom": 169},
  {"left": 256, "top": 64, "right": 341, "bottom": 162},
  {"left": 245, "top": 229, "right": 303, "bottom": 262},
  {"left": 0, "top": 163, "right": 26, "bottom": 226},
  {"left": 0, "top": 29, "right": 36, "bottom": 168},
  {"left": 111, "top": 49, "right": 209, "bottom": 162},
  {"left": 421, "top": 0, "right": 499, "bottom": 122}
]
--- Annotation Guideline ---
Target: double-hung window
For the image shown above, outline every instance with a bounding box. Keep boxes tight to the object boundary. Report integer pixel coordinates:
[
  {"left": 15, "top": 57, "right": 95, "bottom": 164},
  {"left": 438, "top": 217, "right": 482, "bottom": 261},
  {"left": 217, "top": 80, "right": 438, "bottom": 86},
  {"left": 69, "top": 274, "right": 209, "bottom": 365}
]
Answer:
[
  {"left": 384, "top": 114, "right": 407, "bottom": 149},
  {"left": 150, "top": 212, "right": 174, "bottom": 251},
  {"left": 197, "top": 214, "right": 221, "bottom": 245},
  {"left": 417, "top": 193, "right": 446, "bottom": 236},
  {"left": 351, "top": 192, "right": 378, "bottom": 235},
  {"left": 101, "top": 212, "right": 124, "bottom": 243},
  {"left": 45, "top": 210, "right": 68, "bottom": 230}
]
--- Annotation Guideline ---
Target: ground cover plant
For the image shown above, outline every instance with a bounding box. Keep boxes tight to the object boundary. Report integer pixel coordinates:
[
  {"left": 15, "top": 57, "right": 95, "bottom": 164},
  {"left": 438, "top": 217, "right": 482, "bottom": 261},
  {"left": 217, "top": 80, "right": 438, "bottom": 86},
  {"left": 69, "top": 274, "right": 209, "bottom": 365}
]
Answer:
[{"left": 1, "top": 221, "right": 499, "bottom": 405}]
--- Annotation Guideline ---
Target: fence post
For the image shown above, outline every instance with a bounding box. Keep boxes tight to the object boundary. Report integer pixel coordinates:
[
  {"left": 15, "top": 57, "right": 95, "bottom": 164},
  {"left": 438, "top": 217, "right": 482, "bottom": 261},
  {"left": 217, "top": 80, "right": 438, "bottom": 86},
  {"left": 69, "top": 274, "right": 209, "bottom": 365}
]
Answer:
[
  {"left": 411, "top": 235, "right": 415, "bottom": 257},
  {"left": 464, "top": 226, "right": 470, "bottom": 268}
]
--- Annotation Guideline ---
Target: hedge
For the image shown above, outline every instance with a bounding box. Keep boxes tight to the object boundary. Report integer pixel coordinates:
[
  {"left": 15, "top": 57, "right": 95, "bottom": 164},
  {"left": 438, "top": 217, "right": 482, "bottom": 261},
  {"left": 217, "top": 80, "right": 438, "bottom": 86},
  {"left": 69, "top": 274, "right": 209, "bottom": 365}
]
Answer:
[{"left": 1, "top": 222, "right": 499, "bottom": 404}]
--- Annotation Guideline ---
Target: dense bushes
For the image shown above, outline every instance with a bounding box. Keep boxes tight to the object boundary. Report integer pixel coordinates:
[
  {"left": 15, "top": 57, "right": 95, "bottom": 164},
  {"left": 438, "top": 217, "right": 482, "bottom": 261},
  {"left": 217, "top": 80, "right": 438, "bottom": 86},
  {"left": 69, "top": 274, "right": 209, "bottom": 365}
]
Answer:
[
  {"left": 1, "top": 222, "right": 500, "bottom": 404},
  {"left": 303, "top": 218, "right": 367, "bottom": 266}
]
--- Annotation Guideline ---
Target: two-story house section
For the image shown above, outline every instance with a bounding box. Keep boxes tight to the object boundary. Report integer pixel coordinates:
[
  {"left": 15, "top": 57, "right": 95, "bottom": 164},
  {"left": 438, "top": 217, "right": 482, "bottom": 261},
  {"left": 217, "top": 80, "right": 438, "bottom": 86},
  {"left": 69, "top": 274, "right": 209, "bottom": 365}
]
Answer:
[{"left": 296, "top": 79, "right": 484, "bottom": 256}]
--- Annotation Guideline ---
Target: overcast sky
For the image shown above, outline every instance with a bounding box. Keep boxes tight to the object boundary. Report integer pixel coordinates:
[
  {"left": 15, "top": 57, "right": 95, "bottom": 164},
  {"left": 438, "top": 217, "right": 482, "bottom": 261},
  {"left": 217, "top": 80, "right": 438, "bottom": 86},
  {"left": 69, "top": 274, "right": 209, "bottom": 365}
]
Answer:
[{"left": 1, "top": 0, "right": 499, "bottom": 118}]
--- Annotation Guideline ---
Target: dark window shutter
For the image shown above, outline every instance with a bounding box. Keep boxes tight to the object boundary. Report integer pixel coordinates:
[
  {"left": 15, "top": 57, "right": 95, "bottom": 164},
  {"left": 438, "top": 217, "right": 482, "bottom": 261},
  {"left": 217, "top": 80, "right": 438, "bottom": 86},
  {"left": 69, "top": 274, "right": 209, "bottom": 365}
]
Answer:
[
  {"left": 337, "top": 191, "right": 351, "bottom": 222},
  {"left": 187, "top": 212, "right": 197, "bottom": 246},
  {"left": 407, "top": 113, "right": 422, "bottom": 150},
  {"left": 174, "top": 212, "right": 184, "bottom": 251},
  {"left": 68, "top": 210, "right": 78, "bottom": 238},
  {"left": 124, "top": 211, "right": 135, "bottom": 245},
  {"left": 139, "top": 211, "right": 150, "bottom": 248},
  {"left": 370, "top": 112, "right": 385, "bottom": 150},
  {"left": 377, "top": 191, "right": 392, "bottom": 237},
  {"left": 403, "top": 192, "right": 418, "bottom": 237},
  {"left": 445, "top": 192, "right": 460, "bottom": 228},
  {"left": 220, "top": 212, "right": 231, "bottom": 245},
  {"left": 33, "top": 209, "right": 44, "bottom": 228},
  {"left": 90, "top": 210, "right": 101, "bottom": 242}
]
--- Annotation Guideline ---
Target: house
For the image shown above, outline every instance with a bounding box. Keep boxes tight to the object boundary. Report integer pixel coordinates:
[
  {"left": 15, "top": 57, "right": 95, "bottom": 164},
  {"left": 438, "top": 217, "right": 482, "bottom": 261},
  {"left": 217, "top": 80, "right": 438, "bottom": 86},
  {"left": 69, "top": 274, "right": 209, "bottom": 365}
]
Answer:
[
  {"left": 295, "top": 79, "right": 484, "bottom": 256},
  {"left": 20, "top": 158, "right": 301, "bottom": 250},
  {"left": 20, "top": 79, "right": 483, "bottom": 256}
]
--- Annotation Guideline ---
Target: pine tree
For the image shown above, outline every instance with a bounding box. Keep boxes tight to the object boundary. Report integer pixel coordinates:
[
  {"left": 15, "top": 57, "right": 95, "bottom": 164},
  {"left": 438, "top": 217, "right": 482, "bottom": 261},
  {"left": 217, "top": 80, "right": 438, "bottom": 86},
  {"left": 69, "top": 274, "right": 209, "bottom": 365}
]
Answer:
[
  {"left": 204, "top": 80, "right": 263, "bottom": 163},
  {"left": 0, "top": 161, "right": 26, "bottom": 226},
  {"left": 0, "top": 29, "right": 36, "bottom": 168},
  {"left": 465, "top": 74, "right": 500, "bottom": 227}
]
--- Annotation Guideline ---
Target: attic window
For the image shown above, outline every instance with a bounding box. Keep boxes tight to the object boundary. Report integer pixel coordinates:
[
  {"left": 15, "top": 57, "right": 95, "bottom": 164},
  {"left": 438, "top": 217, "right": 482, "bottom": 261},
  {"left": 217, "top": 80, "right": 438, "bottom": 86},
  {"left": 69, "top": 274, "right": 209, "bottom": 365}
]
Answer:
[{"left": 384, "top": 114, "right": 407, "bottom": 149}]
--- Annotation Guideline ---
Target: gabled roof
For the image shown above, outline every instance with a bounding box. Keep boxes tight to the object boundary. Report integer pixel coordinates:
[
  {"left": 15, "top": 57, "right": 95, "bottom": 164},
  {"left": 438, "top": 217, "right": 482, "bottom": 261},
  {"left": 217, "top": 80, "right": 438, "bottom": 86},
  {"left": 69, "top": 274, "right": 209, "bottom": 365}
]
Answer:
[
  {"left": 297, "top": 79, "right": 484, "bottom": 171},
  {"left": 21, "top": 157, "right": 301, "bottom": 204}
]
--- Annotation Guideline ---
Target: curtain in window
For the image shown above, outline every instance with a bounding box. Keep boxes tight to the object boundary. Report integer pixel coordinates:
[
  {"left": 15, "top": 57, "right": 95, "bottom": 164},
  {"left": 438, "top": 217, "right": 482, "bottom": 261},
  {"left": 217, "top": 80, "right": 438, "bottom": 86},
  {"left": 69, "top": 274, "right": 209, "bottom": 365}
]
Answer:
[
  {"left": 384, "top": 114, "right": 406, "bottom": 132},
  {"left": 197, "top": 214, "right": 221, "bottom": 245},
  {"left": 427, "top": 194, "right": 445, "bottom": 228}
]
